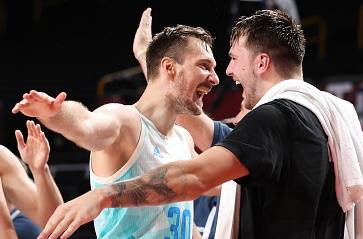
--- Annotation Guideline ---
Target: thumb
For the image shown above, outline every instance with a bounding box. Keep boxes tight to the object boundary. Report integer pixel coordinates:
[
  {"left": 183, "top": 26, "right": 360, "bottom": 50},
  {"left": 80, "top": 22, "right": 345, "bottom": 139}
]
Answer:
[{"left": 52, "top": 92, "right": 67, "bottom": 110}]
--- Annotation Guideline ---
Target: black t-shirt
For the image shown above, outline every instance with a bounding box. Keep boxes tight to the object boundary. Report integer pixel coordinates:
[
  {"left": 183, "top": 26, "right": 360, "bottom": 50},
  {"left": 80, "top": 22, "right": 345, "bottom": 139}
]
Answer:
[{"left": 217, "top": 99, "right": 345, "bottom": 239}]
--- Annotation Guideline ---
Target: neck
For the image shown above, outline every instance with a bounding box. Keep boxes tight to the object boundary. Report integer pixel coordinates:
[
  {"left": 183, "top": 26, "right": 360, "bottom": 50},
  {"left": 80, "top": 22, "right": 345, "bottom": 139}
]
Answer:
[
  {"left": 258, "top": 71, "right": 303, "bottom": 100},
  {"left": 135, "top": 80, "right": 178, "bottom": 136}
]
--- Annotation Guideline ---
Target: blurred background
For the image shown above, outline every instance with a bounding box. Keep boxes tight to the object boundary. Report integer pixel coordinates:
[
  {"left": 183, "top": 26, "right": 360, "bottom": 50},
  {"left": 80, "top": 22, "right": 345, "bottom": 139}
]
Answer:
[{"left": 0, "top": 0, "right": 362, "bottom": 237}]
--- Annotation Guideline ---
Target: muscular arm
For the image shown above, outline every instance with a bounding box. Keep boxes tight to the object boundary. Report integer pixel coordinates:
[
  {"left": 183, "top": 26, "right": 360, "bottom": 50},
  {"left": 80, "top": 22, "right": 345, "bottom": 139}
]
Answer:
[
  {"left": 40, "top": 101, "right": 122, "bottom": 151},
  {"left": 104, "top": 146, "right": 246, "bottom": 207},
  {"left": 12, "top": 91, "right": 123, "bottom": 151},
  {"left": 38, "top": 146, "right": 248, "bottom": 239}
]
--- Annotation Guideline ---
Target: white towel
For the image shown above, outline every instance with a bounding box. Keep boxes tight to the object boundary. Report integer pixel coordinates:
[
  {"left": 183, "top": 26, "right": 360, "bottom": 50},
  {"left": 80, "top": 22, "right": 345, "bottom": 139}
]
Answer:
[
  {"left": 214, "top": 181, "right": 238, "bottom": 239},
  {"left": 253, "top": 79, "right": 363, "bottom": 238}
]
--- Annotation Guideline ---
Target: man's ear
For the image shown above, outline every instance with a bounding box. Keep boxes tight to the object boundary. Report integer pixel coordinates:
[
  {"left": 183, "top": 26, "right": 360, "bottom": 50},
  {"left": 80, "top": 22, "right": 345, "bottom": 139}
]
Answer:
[
  {"left": 256, "top": 53, "right": 270, "bottom": 74},
  {"left": 161, "top": 57, "right": 175, "bottom": 77}
]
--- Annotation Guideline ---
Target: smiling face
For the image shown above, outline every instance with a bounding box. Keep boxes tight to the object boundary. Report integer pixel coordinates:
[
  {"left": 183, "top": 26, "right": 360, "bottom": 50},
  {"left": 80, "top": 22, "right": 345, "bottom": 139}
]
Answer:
[
  {"left": 226, "top": 36, "right": 259, "bottom": 110},
  {"left": 170, "top": 37, "right": 219, "bottom": 115}
]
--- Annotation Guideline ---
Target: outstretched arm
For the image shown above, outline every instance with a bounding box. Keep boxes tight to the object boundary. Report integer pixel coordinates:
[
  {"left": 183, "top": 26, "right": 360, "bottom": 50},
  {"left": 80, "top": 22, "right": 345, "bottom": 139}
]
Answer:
[
  {"left": 38, "top": 146, "right": 249, "bottom": 239},
  {"left": 133, "top": 7, "right": 152, "bottom": 79},
  {"left": 12, "top": 90, "right": 122, "bottom": 151},
  {"left": 15, "top": 120, "right": 63, "bottom": 227},
  {"left": 0, "top": 178, "right": 18, "bottom": 239}
]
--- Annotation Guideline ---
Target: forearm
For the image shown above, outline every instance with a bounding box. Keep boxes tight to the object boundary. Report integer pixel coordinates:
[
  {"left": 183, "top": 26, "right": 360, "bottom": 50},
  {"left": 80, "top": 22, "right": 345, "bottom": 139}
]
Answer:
[
  {"left": 101, "top": 162, "right": 208, "bottom": 209},
  {"left": 39, "top": 101, "right": 118, "bottom": 151},
  {"left": 203, "top": 185, "right": 221, "bottom": 196},
  {"left": 39, "top": 101, "right": 91, "bottom": 144},
  {"left": 31, "top": 165, "right": 63, "bottom": 227},
  {"left": 176, "top": 113, "right": 214, "bottom": 151},
  {"left": 136, "top": 52, "right": 148, "bottom": 80}
]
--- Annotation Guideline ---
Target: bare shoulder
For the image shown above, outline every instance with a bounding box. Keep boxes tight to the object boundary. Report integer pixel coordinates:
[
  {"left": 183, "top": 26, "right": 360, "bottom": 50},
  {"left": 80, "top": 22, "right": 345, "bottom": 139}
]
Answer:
[
  {"left": 92, "top": 103, "right": 142, "bottom": 143},
  {"left": 93, "top": 103, "right": 140, "bottom": 121}
]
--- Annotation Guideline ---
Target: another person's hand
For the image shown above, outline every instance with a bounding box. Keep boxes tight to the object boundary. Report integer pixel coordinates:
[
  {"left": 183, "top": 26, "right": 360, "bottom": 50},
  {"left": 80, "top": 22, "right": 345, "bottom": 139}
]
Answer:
[
  {"left": 37, "top": 189, "right": 105, "bottom": 239},
  {"left": 12, "top": 90, "right": 67, "bottom": 120},
  {"left": 133, "top": 7, "right": 152, "bottom": 61},
  {"left": 15, "top": 120, "right": 50, "bottom": 172}
]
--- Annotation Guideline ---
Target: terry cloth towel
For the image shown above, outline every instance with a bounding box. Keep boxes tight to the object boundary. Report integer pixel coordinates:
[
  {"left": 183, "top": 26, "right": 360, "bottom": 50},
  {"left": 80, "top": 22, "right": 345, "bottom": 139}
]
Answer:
[
  {"left": 254, "top": 79, "right": 363, "bottom": 238},
  {"left": 214, "top": 181, "right": 238, "bottom": 239}
]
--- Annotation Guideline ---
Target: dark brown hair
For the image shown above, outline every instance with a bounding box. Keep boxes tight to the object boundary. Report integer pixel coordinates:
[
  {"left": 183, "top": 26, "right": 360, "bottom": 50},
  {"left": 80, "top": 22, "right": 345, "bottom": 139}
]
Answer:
[
  {"left": 231, "top": 10, "right": 306, "bottom": 78},
  {"left": 146, "top": 25, "right": 214, "bottom": 79}
]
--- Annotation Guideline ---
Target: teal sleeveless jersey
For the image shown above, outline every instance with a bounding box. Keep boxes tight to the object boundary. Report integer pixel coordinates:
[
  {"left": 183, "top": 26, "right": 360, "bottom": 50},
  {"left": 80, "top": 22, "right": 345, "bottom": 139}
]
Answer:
[{"left": 90, "top": 110, "right": 194, "bottom": 239}]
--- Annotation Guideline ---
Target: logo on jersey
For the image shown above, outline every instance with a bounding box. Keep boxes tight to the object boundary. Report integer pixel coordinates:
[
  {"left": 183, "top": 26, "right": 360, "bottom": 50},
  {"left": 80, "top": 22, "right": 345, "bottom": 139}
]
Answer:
[{"left": 153, "top": 146, "right": 164, "bottom": 158}]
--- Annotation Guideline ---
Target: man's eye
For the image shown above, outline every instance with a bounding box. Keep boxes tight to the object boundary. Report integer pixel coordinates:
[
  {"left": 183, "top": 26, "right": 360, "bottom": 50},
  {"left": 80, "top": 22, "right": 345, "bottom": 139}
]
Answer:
[{"left": 200, "top": 64, "right": 208, "bottom": 70}]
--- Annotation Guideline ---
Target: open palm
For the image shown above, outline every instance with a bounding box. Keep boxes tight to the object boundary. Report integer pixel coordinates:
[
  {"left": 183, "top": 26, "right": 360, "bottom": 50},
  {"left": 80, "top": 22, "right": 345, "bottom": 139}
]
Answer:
[{"left": 15, "top": 120, "right": 50, "bottom": 171}]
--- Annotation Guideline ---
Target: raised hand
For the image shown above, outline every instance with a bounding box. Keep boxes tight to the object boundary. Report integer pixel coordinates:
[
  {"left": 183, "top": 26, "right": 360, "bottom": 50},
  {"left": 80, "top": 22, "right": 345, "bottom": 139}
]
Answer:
[
  {"left": 12, "top": 90, "right": 67, "bottom": 120},
  {"left": 15, "top": 120, "right": 50, "bottom": 172},
  {"left": 133, "top": 7, "right": 152, "bottom": 60}
]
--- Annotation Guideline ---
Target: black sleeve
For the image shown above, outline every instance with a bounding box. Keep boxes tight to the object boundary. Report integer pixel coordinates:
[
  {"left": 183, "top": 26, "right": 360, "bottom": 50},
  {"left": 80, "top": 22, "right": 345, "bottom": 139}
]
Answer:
[{"left": 216, "top": 103, "right": 289, "bottom": 185}]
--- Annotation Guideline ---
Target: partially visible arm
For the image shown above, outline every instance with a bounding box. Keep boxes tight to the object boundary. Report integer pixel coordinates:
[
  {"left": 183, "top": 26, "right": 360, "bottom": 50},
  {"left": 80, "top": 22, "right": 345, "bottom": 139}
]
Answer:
[
  {"left": 192, "top": 222, "right": 202, "bottom": 239},
  {"left": 12, "top": 90, "right": 122, "bottom": 151},
  {"left": 38, "top": 146, "right": 249, "bottom": 239},
  {"left": 15, "top": 120, "right": 63, "bottom": 228},
  {"left": 39, "top": 101, "right": 122, "bottom": 151},
  {"left": 176, "top": 113, "right": 215, "bottom": 151},
  {"left": 0, "top": 145, "right": 39, "bottom": 226},
  {"left": 185, "top": 128, "right": 221, "bottom": 196},
  {"left": 133, "top": 8, "right": 152, "bottom": 79},
  {"left": 0, "top": 178, "right": 18, "bottom": 239},
  {"left": 104, "top": 146, "right": 247, "bottom": 207}
]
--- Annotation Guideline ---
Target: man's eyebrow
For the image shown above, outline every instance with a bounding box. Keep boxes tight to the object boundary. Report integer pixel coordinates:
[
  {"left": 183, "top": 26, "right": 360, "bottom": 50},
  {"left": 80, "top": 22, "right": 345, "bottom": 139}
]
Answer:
[{"left": 198, "top": 58, "right": 217, "bottom": 67}]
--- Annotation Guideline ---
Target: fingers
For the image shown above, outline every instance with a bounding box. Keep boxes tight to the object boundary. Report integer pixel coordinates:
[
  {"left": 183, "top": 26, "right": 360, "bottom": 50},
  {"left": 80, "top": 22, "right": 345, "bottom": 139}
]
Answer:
[
  {"left": 25, "top": 120, "right": 44, "bottom": 141},
  {"left": 60, "top": 220, "right": 82, "bottom": 239},
  {"left": 27, "top": 120, "right": 36, "bottom": 138},
  {"left": 15, "top": 130, "right": 25, "bottom": 150},
  {"left": 12, "top": 99, "right": 29, "bottom": 113},
  {"left": 53, "top": 92, "right": 67, "bottom": 110},
  {"left": 140, "top": 7, "right": 152, "bottom": 28},
  {"left": 37, "top": 209, "right": 65, "bottom": 239},
  {"left": 12, "top": 90, "right": 66, "bottom": 118},
  {"left": 12, "top": 90, "right": 49, "bottom": 114},
  {"left": 37, "top": 208, "right": 81, "bottom": 239}
]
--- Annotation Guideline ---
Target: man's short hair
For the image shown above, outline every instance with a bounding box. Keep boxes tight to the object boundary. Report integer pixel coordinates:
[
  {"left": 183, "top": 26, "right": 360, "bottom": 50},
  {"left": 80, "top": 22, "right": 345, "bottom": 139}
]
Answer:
[
  {"left": 231, "top": 10, "right": 306, "bottom": 78},
  {"left": 146, "top": 25, "right": 214, "bottom": 80}
]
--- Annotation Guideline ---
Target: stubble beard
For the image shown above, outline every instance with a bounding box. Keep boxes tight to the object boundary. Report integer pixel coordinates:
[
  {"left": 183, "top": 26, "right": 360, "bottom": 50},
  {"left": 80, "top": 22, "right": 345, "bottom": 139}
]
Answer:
[
  {"left": 175, "top": 96, "right": 202, "bottom": 115},
  {"left": 173, "top": 72, "right": 202, "bottom": 116}
]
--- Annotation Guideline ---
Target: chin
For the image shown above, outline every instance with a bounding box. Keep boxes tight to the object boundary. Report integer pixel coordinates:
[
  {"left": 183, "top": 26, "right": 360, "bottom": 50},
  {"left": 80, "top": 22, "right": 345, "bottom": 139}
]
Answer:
[{"left": 186, "top": 104, "right": 202, "bottom": 116}]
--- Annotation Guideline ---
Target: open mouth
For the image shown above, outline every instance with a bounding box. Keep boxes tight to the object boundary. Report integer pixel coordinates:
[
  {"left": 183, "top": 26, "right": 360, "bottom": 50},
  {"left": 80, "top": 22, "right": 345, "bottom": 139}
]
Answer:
[{"left": 196, "top": 88, "right": 210, "bottom": 98}]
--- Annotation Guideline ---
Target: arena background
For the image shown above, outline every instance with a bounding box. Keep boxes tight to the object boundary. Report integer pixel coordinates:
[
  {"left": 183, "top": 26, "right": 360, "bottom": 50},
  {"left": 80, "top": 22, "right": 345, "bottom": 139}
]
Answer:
[{"left": 0, "top": 0, "right": 362, "bottom": 237}]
